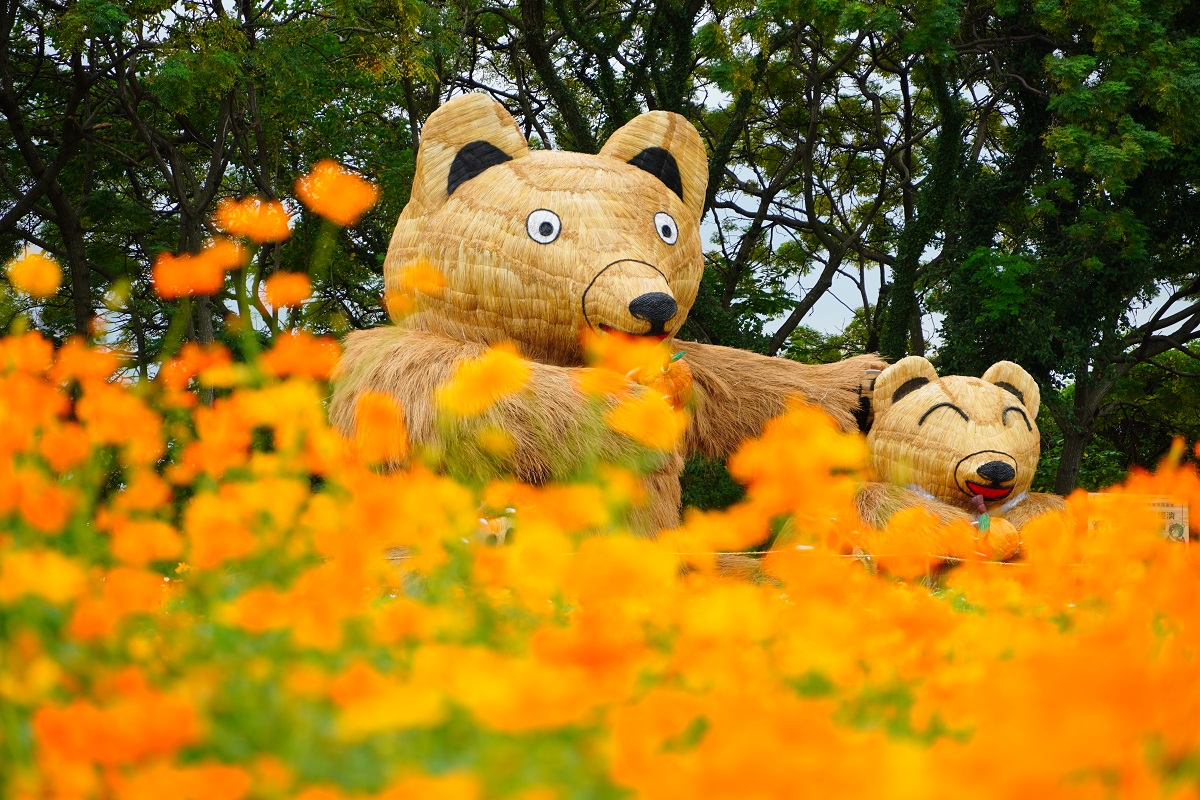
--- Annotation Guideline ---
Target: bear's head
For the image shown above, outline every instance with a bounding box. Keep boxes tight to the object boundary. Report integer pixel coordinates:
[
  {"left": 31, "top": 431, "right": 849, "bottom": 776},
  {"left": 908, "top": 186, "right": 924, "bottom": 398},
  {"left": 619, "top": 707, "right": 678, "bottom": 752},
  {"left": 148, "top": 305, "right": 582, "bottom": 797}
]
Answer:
[
  {"left": 383, "top": 93, "right": 708, "bottom": 365},
  {"left": 868, "top": 356, "right": 1043, "bottom": 510}
]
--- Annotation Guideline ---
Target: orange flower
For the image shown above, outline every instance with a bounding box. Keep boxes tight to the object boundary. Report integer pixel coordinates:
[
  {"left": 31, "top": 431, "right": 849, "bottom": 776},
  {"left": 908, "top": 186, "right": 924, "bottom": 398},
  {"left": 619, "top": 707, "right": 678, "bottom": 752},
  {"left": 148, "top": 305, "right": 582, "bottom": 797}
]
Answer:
[
  {"left": 260, "top": 331, "right": 341, "bottom": 379},
  {"left": 605, "top": 391, "right": 687, "bottom": 451},
  {"left": 67, "top": 567, "right": 168, "bottom": 641},
  {"left": 582, "top": 326, "right": 674, "bottom": 377},
  {"left": 33, "top": 688, "right": 200, "bottom": 766},
  {"left": 397, "top": 259, "right": 445, "bottom": 294},
  {"left": 157, "top": 343, "right": 231, "bottom": 392},
  {"left": 353, "top": 391, "right": 409, "bottom": 465},
  {"left": 386, "top": 259, "right": 445, "bottom": 318},
  {"left": 37, "top": 422, "right": 91, "bottom": 473},
  {"left": 49, "top": 338, "right": 121, "bottom": 385},
  {"left": 183, "top": 493, "right": 256, "bottom": 570},
  {"left": 576, "top": 367, "right": 634, "bottom": 398},
  {"left": 263, "top": 271, "right": 312, "bottom": 309},
  {"left": 436, "top": 343, "right": 532, "bottom": 417},
  {"left": 109, "top": 518, "right": 184, "bottom": 566},
  {"left": 214, "top": 196, "right": 291, "bottom": 243},
  {"left": 152, "top": 238, "right": 246, "bottom": 299},
  {"left": 200, "top": 237, "right": 248, "bottom": 270},
  {"left": 6, "top": 250, "right": 62, "bottom": 298},
  {"left": 295, "top": 160, "right": 379, "bottom": 226},
  {"left": 15, "top": 467, "right": 76, "bottom": 533},
  {"left": 0, "top": 549, "right": 87, "bottom": 605},
  {"left": 0, "top": 330, "right": 54, "bottom": 373}
]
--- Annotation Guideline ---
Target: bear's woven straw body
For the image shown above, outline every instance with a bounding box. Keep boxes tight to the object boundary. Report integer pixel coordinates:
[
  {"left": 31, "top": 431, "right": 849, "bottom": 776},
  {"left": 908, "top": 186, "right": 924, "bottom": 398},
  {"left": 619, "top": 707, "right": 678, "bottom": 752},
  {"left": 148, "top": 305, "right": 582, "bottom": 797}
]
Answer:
[
  {"left": 332, "top": 93, "right": 885, "bottom": 533},
  {"left": 856, "top": 357, "right": 1065, "bottom": 559}
]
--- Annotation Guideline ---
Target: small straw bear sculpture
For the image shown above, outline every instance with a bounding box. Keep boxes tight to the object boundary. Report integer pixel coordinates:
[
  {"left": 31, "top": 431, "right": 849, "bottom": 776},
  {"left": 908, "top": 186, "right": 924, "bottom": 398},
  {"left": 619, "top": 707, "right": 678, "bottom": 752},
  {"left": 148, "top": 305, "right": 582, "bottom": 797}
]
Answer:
[
  {"left": 857, "top": 356, "right": 1065, "bottom": 562},
  {"left": 331, "top": 93, "right": 884, "bottom": 532}
]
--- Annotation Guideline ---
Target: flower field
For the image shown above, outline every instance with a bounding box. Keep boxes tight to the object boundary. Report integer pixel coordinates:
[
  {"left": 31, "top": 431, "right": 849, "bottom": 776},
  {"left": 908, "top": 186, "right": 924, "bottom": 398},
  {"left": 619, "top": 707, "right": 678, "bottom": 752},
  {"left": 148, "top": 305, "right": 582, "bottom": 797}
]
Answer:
[{"left": 2, "top": 182, "right": 1199, "bottom": 800}]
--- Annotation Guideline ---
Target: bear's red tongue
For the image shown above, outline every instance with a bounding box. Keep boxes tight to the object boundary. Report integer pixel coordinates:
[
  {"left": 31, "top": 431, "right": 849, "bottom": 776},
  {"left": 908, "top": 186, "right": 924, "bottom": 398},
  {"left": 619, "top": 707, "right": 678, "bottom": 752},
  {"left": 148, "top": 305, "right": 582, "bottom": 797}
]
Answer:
[{"left": 966, "top": 481, "right": 1012, "bottom": 501}]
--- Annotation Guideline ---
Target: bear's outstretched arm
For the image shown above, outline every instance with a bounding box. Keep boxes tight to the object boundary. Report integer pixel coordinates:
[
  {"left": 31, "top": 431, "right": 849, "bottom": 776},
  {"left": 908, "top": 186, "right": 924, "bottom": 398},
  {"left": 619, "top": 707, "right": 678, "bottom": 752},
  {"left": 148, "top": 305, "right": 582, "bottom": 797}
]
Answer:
[
  {"left": 997, "top": 492, "right": 1067, "bottom": 530},
  {"left": 677, "top": 341, "right": 884, "bottom": 461},
  {"left": 854, "top": 482, "right": 976, "bottom": 529}
]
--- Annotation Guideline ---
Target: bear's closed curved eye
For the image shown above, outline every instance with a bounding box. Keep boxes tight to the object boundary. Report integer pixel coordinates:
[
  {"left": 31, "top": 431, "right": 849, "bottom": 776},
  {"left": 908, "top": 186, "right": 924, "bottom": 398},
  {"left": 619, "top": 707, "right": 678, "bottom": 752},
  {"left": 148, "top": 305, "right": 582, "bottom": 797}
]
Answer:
[
  {"left": 918, "top": 402, "right": 969, "bottom": 426},
  {"left": 655, "top": 212, "right": 678, "bottom": 245},
  {"left": 526, "top": 209, "right": 561, "bottom": 244},
  {"left": 1003, "top": 406, "right": 1032, "bottom": 431}
]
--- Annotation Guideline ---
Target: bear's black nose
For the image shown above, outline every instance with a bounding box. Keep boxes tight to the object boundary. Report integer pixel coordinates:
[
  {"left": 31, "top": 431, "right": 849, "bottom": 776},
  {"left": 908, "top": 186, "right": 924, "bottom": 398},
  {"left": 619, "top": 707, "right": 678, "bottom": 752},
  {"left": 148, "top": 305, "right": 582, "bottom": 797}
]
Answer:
[
  {"left": 976, "top": 460, "right": 1016, "bottom": 484},
  {"left": 628, "top": 292, "right": 678, "bottom": 335}
]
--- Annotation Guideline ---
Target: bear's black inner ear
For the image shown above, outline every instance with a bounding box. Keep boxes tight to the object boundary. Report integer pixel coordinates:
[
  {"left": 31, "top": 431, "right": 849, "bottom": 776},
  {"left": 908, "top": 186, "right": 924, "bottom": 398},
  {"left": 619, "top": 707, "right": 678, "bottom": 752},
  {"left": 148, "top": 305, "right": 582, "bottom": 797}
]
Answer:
[
  {"left": 628, "top": 147, "right": 683, "bottom": 201},
  {"left": 448, "top": 141, "right": 513, "bottom": 195},
  {"left": 993, "top": 381, "right": 1025, "bottom": 405},
  {"left": 891, "top": 377, "right": 929, "bottom": 404}
]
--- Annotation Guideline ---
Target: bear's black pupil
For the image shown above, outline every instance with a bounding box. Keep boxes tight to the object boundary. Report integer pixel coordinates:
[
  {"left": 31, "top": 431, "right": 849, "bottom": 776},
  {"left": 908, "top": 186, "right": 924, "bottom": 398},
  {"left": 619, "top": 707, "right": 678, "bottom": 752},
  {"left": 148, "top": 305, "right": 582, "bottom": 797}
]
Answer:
[
  {"left": 661, "top": 224, "right": 672, "bottom": 237},
  {"left": 539, "top": 221, "right": 554, "bottom": 237}
]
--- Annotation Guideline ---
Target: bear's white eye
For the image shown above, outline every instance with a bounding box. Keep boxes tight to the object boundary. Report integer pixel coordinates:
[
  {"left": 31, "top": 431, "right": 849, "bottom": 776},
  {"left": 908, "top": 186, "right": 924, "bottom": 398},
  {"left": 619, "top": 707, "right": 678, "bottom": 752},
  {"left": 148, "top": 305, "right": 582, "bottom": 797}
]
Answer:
[
  {"left": 654, "top": 212, "right": 678, "bottom": 245},
  {"left": 526, "top": 209, "right": 561, "bottom": 244}
]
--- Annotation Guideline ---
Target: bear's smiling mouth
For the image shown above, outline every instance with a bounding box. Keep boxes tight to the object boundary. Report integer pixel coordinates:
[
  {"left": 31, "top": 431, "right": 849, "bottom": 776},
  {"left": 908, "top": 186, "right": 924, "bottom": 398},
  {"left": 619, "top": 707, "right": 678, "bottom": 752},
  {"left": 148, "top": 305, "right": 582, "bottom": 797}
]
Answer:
[
  {"left": 598, "top": 323, "right": 671, "bottom": 341},
  {"left": 964, "top": 481, "right": 1014, "bottom": 501}
]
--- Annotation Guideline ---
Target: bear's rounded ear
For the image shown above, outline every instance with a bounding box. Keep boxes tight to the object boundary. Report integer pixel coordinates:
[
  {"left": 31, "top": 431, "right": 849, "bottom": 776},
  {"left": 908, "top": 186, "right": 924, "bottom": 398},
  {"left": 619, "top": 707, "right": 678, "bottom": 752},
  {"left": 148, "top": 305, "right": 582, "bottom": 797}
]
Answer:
[
  {"left": 599, "top": 112, "right": 708, "bottom": 221},
  {"left": 408, "top": 93, "right": 530, "bottom": 216},
  {"left": 982, "top": 361, "right": 1040, "bottom": 418},
  {"left": 871, "top": 356, "right": 939, "bottom": 419}
]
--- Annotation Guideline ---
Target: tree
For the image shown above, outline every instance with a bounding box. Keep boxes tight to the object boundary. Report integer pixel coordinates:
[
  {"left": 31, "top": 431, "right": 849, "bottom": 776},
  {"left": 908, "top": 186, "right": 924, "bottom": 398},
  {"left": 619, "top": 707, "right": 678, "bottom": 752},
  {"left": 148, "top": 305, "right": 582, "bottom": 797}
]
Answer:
[{"left": 933, "top": 0, "right": 1200, "bottom": 492}]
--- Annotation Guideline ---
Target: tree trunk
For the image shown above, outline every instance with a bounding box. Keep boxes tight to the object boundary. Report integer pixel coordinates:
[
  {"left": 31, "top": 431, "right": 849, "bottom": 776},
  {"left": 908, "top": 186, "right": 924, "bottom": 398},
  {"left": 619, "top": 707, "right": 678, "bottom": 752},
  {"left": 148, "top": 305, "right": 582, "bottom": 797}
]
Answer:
[
  {"left": 41, "top": 181, "right": 92, "bottom": 336},
  {"left": 1053, "top": 378, "right": 1104, "bottom": 494},
  {"left": 879, "top": 59, "right": 962, "bottom": 360},
  {"left": 1054, "top": 424, "right": 1089, "bottom": 494}
]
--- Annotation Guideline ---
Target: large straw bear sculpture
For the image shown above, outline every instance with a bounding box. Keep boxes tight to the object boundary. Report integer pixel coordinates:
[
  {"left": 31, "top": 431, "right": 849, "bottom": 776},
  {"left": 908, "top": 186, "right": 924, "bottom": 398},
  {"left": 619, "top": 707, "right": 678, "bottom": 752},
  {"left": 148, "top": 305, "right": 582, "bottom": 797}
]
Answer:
[
  {"left": 330, "top": 93, "right": 883, "bottom": 531},
  {"left": 857, "top": 356, "right": 1065, "bottom": 559}
]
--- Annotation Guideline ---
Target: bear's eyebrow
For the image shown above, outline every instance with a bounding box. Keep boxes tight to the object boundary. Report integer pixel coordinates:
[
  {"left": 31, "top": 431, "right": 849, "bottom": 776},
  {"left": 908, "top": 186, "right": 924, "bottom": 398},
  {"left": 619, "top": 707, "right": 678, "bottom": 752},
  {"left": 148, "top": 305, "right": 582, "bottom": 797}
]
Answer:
[
  {"left": 1003, "top": 405, "right": 1032, "bottom": 431},
  {"left": 628, "top": 147, "right": 684, "bottom": 201},
  {"left": 918, "top": 402, "right": 969, "bottom": 426}
]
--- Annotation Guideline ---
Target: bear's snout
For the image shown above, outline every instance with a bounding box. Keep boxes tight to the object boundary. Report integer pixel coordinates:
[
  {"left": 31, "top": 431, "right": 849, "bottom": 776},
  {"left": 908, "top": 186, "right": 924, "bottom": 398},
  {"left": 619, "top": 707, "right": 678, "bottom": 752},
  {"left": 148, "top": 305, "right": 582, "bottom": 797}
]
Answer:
[
  {"left": 628, "top": 292, "right": 678, "bottom": 335},
  {"left": 953, "top": 450, "right": 1019, "bottom": 504},
  {"left": 582, "top": 259, "right": 680, "bottom": 339}
]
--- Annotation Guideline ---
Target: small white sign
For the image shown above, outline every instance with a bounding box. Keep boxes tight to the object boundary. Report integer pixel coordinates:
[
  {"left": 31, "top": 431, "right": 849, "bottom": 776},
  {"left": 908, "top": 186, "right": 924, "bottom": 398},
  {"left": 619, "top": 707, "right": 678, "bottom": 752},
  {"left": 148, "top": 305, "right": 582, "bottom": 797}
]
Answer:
[{"left": 1087, "top": 494, "right": 1190, "bottom": 543}]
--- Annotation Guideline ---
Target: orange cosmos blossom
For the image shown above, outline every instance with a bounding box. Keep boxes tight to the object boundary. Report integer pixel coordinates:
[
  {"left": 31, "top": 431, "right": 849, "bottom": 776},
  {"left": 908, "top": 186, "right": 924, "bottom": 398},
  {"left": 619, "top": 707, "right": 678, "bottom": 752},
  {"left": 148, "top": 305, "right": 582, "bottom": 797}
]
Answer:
[
  {"left": 260, "top": 331, "right": 341, "bottom": 379},
  {"left": 263, "top": 271, "right": 312, "bottom": 309},
  {"left": 352, "top": 391, "right": 409, "bottom": 465},
  {"left": 36, "top": 421, "right": 90, "bottom": 473},
  {"left": 214, "top": 196, "right": 291, "bottom": 243},
  {"left": 108, "top": 761, "right": 252, "bottom": 800},
  {"left": 49, "top": 337, "right": 121, "bottom": 385},
  {"left": 0, "top": 329, "right": 54, "bottom": 372},
  {"left": 0, "top": 548, "right": 87, "bottom": 605},
  {"left": 6, "top": 250, "right": 62, "bottom": 298},
  {"left": 436, "top": 343, "right": 532, "bottom": 418},
  {"left": 295, "top": 160, "right": 379, "bottom": 226},
  {"left": 66, "top": 566, "right": 170, "bottom": 641},
  {"left": 604, "top": 390, "right": 687, "bottom": 451},
  {"left": 385, "top": 259, "right": 445, "bottom": 318},
  {"left": 32, "top": 688, "right": 201, "bottom": 766},
  {"left": 581, "top": 326, "right": 675, "bottom": 377},
  {"left": 152, "top": 238, "right": 246, "bottom": 299}
]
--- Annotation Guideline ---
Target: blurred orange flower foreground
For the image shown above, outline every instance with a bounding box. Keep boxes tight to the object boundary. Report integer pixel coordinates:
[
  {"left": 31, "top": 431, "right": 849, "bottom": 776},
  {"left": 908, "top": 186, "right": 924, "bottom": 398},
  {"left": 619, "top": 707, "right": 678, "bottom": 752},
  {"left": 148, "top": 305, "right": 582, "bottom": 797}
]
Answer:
[{"left": 1, "top": 332, "right": 1199, "bottom": 799}]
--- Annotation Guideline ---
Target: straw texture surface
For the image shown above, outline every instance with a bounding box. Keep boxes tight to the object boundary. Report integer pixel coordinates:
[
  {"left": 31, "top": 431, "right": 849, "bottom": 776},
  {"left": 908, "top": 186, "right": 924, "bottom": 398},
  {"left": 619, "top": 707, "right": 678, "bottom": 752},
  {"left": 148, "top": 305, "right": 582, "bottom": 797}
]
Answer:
[
  {"left": 385, "top": 93, "right": 706, "bottom": 366},
  {"left": 863, "top": 356, "right": 1064, "bottom": 528},
  {"left": 333, "top": 92, "right": 887, "bottom": 534}
]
